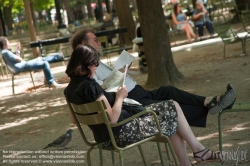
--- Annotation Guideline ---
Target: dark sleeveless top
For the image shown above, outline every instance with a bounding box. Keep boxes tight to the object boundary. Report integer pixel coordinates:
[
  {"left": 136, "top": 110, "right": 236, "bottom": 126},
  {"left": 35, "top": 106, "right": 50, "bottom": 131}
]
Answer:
[{"left": 64, "top": 76, "right": 132, "bottom": 143}]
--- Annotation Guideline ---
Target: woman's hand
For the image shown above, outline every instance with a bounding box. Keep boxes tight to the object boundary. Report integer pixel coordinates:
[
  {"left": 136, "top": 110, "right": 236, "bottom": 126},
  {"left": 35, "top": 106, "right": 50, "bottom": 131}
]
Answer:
[{"left": 116, "top": 85, "right": 128, "bottom": 99}]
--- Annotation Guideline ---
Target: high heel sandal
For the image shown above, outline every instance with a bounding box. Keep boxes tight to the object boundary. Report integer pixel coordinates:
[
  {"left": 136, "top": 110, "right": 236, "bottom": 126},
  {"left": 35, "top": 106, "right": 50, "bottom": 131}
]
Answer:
[
  {"left": 225, "top": 83, "right": 236, "bottom": 109},
  {"left": 207, "top": 83, "right": 236, "bottom": 115},
  {"left": 193, "top": 148, "right": 221, "bottom": 164}
]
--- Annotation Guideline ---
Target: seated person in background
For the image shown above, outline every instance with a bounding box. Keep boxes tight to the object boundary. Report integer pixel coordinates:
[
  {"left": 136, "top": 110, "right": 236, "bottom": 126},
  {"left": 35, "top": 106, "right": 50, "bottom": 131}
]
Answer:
[
  {"left": 0, "top": 36, "right": 61, "bottom": 88},
  {"left": 70, "top": 29, "right": 236, "bottom": 128},
  {"left": 65, "top": 45, "right": 222, "bottom": 165},
  {"left": 172, "top": 3, "right": 197, "bottom": 43},
  {"left": 193, "top": 0, "right": 214, "bottom": 40},
  {"left": 100, "top": 14, "right": 115, "bottom": 45}
]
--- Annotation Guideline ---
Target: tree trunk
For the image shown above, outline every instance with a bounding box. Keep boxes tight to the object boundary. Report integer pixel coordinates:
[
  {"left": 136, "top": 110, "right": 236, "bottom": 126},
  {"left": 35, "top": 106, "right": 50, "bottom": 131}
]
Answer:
[
  {"left": 136, "top": 0, "right": 184, "bottom": 87},
  {"left": 0, "top": 8, "right": 5, "bottom": 36},
  {"left": 3, "top": 5, "right": 14, "bottom": 30},
  {"left": 115, "top": 0, "right": 135, "bottom": 45},
  {"left": 23, "top": 0, "right": 39, "bottom": 57},
  {"left": 86, "top": 0, "right": 93, "bottom": 19},
  {"left": 192, "top": 0, "right": 196, "bottom": 9},
  {"left": 30, "top": 0, "right": 37, "bottom": 31},
  {"left": 105, "top": 0, "right": 110, "bottom": 13},
  {"left": 63, "top": 0, "right": 73, "bottom": 24}
]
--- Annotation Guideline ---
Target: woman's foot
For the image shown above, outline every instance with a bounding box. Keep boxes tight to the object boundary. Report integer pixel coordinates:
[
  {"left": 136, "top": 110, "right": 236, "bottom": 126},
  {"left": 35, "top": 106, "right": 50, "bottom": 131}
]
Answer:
[
  {"left": 193, "top": 35, "right": 198, "bottom": 40},
  {"left": 193, "top": 148, "right": 221, "bottom": 163},
  {"left": 207, "top": 83, "right": 236, "bottom": 115}
]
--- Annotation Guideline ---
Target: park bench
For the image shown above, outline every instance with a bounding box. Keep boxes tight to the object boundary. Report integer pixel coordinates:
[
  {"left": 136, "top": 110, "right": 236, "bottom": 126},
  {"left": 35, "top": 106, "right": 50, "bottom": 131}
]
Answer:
[{"left": 29, "top": 27, "right": 132, "bottom": 64}]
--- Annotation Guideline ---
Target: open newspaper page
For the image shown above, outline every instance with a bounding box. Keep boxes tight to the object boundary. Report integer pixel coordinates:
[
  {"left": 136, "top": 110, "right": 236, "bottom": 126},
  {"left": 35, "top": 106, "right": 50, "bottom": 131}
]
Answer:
[
  {"left": 102, "top": 69, "right": 124, "bottom": 92},
  {"left": 113, "top": 50, "right": 135, "bottom": 69},
  {"left": 103, "top": 65, "right": 129, "bottom": 92}
]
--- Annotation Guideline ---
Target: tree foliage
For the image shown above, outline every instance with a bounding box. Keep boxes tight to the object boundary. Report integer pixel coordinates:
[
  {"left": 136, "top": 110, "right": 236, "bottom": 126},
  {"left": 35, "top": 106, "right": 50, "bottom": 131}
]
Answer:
[
  {"left": 1, "top": 0, "right": 55, "bottom": 15},
  {"left": 31, "top": 0, "right": 55, "bottom": 11}
]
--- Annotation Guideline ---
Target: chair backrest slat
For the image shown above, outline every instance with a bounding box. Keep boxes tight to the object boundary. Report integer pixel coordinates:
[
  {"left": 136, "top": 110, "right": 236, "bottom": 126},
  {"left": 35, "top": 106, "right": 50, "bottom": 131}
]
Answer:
[
  {"left": 240, "top": 12, "right": 250, "bottom": 31},
  {"left": 213, "top": 14, "right": 238, "bottom": 43},
  {"left": 76, "top": 113, "right": 106, "bottom": 125},
  {"left": 1, "top": 56, "right": 15, "bottom": 74},
  {"left": 69, "top": 100, "right": 110, "bottom": 125},
  {"left": 71, "top": 100, "right": 106, "bottom": 114}
]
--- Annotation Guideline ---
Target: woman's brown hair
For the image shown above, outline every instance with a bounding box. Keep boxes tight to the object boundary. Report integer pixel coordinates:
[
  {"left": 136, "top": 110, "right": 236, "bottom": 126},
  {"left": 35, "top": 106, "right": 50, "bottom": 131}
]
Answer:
[
  {"left": 65, "top": 44, "right": 99, "bottom": 77},
  {"left": 173, "top": 3, "right": 182, "bottom": 16}
]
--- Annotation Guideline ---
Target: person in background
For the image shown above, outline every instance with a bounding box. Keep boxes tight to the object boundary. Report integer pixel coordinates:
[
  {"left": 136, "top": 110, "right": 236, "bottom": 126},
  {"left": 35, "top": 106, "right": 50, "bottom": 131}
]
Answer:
[
  {"left": 94, "top": 4, "right": 101, "bottom": 22},
  {"left": 100, "top": 14, "right": 115, "bottom": 45},
  {"left": 0, "top": 36, "right": 62, "bottom": 88},
  {"left": 192, "top": 0, "right": 214, "bottom": 41},
  {"left": 172, "top": 3, "right": 197, "bottom": 43}
]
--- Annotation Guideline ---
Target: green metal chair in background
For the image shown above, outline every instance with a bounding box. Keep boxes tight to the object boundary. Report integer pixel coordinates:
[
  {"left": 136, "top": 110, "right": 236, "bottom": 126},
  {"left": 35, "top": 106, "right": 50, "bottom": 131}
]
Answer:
[
  {"left": 1, "top": 56, "right": 35, "bottom": 95},
  {"left": 218, "top": 102, "right": 250, "bottom": 153},
  {"left": 213, "top": 14, "right": 249, "bottom": 57},
  {"left": 66, "top": 99, "right": 179, "bottom": 166},
  {"left": 238, "top": 7, "right": 250, "bottom": 33},
  {"left": 0, "top": 55, "right": 9, "bottom": 79}
]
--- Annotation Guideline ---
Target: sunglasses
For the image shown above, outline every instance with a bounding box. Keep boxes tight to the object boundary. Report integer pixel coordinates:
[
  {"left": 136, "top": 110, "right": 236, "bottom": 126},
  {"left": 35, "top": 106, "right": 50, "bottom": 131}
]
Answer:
[{"left": 91, "top": 61, "right": 99, "bottom": 67}]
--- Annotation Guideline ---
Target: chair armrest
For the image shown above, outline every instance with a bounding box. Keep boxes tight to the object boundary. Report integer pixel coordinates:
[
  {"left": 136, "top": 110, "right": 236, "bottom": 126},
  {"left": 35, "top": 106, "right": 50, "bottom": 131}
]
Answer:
[{"left": 110, "top": 110, "right": 162, "bottom": 133}]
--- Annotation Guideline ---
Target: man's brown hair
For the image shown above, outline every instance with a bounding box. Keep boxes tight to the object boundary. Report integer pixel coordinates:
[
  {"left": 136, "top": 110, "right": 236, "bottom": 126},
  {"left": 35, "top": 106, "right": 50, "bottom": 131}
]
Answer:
[{"left": 70, "top": 29, "right": 94, "bottom": 50}]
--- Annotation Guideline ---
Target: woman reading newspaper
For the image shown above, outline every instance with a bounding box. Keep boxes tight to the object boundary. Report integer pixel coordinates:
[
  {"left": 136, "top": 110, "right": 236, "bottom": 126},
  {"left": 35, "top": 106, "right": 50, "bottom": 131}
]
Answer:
[{"left": 64, "top": 44, "right": 222, "bottom": 165}]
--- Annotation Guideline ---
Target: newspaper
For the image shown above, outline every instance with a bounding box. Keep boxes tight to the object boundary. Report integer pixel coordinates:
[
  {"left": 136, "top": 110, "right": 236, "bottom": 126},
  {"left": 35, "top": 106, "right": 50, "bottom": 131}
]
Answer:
[
  {"left": 102, "top": 64, "right": 129, "bottom": 92},
  {"left": 102, "top": 68, "right": 124, "bottom": 92},
  {"left": 102, "top": 51, "right": 134, "bottom": 92},
  {"left": 113, "top": 50, "right": 135, "bottom": 69}
]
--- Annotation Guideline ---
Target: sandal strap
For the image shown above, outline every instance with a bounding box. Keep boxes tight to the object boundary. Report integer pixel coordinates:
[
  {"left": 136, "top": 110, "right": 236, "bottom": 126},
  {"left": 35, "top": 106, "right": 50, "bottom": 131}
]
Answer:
[
  {"left": 207, "top": 97, "right": 217, "bottom": 110},
  {"left": 193, "top": 148, "right": 210, "bottom": 161}
]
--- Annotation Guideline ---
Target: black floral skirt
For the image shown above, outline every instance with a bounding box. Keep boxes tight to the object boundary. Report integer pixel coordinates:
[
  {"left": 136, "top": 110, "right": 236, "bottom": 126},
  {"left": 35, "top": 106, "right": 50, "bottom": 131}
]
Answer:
[{"left": 103, "top": 100, "right": 178, "bottom": 148}]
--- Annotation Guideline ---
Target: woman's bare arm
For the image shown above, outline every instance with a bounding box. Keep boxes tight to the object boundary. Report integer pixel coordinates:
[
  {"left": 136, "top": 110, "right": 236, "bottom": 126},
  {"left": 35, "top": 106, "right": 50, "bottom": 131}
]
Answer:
[
  {"left": 172, "top": 13, "right": 180, "bottom": 25},
  {"left": 97, "top": 86, "right": 127, "bottom": 124}
]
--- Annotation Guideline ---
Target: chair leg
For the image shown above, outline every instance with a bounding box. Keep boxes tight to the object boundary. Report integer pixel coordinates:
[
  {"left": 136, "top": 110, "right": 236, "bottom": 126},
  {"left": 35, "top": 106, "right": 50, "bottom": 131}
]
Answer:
[
  {"left": 29, "top": 72, "right": 36, "bottom": 91},
  {"left": 87, "top": 148, "right": 94, "bottom": 166},
  {"left": 164, "top": 143, "right": 171, "bottom": 160},
  {"left": 0, "top": 66, "right": 4, "bottom": 79},
  {"left": 119, "top": 151, "right": 124, "bottom": 166},
  {"left": 218, "top": 110, "right": 226, "bottom": 164},
  {"left": 3, "top": 65, "right": 8, "bottom": 78},
  {"left": 98, "top": 148, "right": 103, "bottom": 166},
  {"left": 157, "top": 142, "right": 165, "bottom": 166},
  {"left": 111, "top": 151, "right": 115, "bottom": 166},
  {"left": 12, "top": 75, "right": 15, "bottom": 95},
  {"left": 224, "top": 44, "right": 226, "bottom": 58},
  {"left": 242, "top": 40, "right": 247, "bottom": 55},
  {"left": 218, "top": 111, "right": 224, "bottom": 153},
  {"left": 138, "top": 145, "right": 147, "bottom": 166}
]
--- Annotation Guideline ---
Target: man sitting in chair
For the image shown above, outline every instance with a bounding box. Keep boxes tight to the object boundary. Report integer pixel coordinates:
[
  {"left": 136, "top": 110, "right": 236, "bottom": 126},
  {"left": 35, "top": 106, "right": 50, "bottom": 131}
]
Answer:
[
  {"left": 70, "top": 29, "right": 236, "bottom": 128},
  {"left": 0, "top": 36, "right": 61, "bottom": 88}
]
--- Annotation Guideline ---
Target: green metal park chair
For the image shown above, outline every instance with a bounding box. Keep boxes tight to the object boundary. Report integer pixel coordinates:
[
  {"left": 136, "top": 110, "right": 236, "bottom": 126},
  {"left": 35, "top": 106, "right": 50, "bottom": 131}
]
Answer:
[
  {"left": 66, "top": 99, "right": 179, "bottom": 166},
  {"left": 213, "top": 14, "right": 249, "bottom": 57},
  {"left": 237, "top": 4, "right": 250, "bottom": 34},
  {"left": 218, "top": 102, "right": 250, "bottom": 153},
  {"left": 0, "top": 55, "right": 9, "bottom": 79},
  {"left": 1, "top": 55, "right": 35, "bottom": 95}
]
